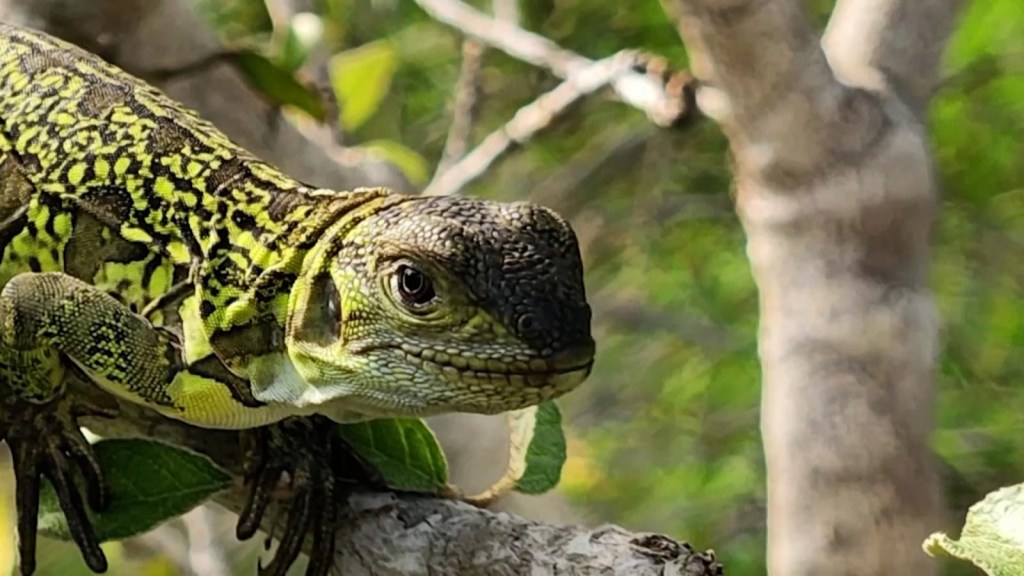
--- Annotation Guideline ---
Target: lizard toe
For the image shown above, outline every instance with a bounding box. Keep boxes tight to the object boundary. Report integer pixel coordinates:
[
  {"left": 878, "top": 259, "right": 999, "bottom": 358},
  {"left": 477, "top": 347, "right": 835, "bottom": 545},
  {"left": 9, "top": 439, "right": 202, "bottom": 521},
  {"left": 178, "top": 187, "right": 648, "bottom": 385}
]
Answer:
[
  {"left": 237, "top": 416, "right": 368, "bottom": 576},
  {"left": 4, "top": 394, "right": 112, "bottom": 575}
]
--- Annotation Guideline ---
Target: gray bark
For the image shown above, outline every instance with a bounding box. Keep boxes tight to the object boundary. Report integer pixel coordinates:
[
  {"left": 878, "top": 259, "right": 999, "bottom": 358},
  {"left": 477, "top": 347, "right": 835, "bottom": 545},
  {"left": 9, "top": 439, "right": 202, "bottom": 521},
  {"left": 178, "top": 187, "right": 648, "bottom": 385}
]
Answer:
[
  {"left": 80, "top": 399, "right": 721, "bottom": 576},
  {"left": 0, "top": 0, "right": 721, "bottom": 573},
  {"left": 662, "top": 0, "right": 961, "bottom": 574}
]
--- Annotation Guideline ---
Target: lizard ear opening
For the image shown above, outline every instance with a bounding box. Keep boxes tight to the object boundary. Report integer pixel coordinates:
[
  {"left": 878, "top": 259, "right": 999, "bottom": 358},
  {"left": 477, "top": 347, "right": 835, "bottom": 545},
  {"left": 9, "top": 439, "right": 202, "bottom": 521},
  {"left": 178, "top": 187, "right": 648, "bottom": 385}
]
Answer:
[{"left": 289, "top": 273, "right": 342, "bottom": 347}]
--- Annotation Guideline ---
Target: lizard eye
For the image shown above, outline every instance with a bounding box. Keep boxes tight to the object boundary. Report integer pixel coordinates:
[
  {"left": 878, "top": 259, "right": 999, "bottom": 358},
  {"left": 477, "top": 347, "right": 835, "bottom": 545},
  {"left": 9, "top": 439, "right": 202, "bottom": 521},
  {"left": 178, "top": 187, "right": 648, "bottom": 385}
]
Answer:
[{"left": 395, "top": 264, "right": 437, "bottom": 308}]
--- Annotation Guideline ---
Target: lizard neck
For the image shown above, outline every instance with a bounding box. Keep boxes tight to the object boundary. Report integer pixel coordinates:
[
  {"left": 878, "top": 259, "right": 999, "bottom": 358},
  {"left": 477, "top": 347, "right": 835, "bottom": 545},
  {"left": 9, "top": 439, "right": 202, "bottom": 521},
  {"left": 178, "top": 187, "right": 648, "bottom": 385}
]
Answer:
[{"left": 198, "top": 184, "right": 412, "bottom": 380}]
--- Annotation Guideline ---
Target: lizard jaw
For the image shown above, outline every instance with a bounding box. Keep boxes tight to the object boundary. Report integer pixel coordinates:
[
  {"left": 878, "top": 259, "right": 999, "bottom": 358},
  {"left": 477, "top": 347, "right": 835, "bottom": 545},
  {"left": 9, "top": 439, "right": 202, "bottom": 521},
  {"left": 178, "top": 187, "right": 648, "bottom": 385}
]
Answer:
[{"left": 395, "top": 344, "right": 594, "bottom": 392}]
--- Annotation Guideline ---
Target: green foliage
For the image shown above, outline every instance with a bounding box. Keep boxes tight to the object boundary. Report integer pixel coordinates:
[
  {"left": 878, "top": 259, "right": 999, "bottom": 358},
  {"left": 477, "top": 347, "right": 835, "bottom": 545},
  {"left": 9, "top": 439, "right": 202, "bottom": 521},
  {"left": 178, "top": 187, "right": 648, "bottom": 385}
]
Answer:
[
  {"left": 277, "top": 12, "right": 324, "bottom": 72},
  {"left": 925, "top": 483, "right": 1024, "bottom": 575},
  {"left": 230, "top": 50, "right": 326, "bottom": 121},
  {"left": 37, "top": 439, "right": 230, "bottom": 542},
  {"left": 357, "top": 139, "right": 431, "bottom": 185},
  {"left": 338, "top": 419, "right": 449, "bottom": 493},
  {"left": 513, "top": 402, "right": 568, "bottom": 494},
  {"left": 329, "top": 41, "right": 399, "bottom": 131},
  {"left": 193, "top": 0, "right": 271, "bottom": 43}
]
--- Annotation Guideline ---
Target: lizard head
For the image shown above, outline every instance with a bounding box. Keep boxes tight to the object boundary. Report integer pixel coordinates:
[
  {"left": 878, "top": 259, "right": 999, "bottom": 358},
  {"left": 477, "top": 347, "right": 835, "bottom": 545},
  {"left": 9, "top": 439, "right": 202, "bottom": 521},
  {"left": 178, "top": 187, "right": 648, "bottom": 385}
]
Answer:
[{"left": 283, "top": 194, "right": 594, "bottom": 419}]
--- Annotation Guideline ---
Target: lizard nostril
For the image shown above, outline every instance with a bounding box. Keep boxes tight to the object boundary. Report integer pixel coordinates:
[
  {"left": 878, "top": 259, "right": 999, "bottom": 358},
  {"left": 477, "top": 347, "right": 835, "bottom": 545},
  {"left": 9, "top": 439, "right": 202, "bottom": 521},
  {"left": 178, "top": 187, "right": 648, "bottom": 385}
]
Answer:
[{"left": 517, "top": 313, "right": 537, "bottom": 335}]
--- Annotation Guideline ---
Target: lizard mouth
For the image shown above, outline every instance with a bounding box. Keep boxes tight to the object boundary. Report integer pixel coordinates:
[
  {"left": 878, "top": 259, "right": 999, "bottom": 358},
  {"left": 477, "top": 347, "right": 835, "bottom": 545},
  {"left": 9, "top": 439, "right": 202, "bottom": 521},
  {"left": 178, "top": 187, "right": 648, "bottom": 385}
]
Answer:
[{"left": 394, "top": 344, "right": 594, "bottom": 388}]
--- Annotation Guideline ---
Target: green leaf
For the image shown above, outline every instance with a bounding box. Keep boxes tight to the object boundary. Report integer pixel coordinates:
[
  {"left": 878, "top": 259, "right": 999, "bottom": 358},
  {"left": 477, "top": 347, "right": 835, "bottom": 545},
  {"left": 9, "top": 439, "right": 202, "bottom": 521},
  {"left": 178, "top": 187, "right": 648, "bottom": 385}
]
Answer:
[
  {"left": 38, "top": 439, "right": 231, "bottom": 542},
  {"left": 924, "top": 482, "right": 1024, "bottom": 575},
  {"left": 463, "top": 402, "right": 567, "bottom": 505},
  {"left": 357, "top": 139, "right": 430, "bottom": 186},
  {"left": 338, "top": 419, "right": 448, "bottom": 493},
  {"left": 328, "top": 41, "right": 398, "bottom": 131},
  {"left": 229, "top": 50, "right": 326, "bottom": 121},
  {"left": 513, "top": 402, "right": 567, "bottom": 494}
]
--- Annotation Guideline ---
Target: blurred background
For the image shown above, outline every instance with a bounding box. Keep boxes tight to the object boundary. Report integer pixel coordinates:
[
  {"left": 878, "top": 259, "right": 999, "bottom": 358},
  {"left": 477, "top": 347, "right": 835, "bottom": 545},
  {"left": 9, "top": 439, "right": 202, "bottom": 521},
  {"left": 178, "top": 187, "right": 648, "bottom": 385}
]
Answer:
[{"left": 1, "top": 0, "right": 1023, "bottom": 574}]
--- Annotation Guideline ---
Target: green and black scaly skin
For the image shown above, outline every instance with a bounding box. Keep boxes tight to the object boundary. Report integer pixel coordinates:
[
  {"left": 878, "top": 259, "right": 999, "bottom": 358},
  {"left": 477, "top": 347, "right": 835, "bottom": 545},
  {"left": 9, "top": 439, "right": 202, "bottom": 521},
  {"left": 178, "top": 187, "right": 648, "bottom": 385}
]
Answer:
[{"left": 0, "top": 23, "right": 595, "bottom": 576}]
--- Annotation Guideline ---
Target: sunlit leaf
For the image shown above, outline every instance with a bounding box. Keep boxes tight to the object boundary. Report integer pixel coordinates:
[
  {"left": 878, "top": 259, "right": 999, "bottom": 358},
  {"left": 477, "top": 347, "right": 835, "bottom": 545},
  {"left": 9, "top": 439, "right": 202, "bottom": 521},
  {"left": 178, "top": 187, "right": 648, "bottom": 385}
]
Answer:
[
  {"left": 339, "top": 419, "right": 448, "bottom": 493},
  {"left": 357, "top": 139, "right": 430, "bottom": 186},
  {"left": 924, "top": 482, "right": 1024, "bottom": 575},
  {"left": 513, "top": 402, "right": 567, "bottom": 494},
  {"left": 328, "top": 41, "right": 398, "bottom": 131},
  {"left": 464, "top": 402, "right": 568, "bottom": 505}
]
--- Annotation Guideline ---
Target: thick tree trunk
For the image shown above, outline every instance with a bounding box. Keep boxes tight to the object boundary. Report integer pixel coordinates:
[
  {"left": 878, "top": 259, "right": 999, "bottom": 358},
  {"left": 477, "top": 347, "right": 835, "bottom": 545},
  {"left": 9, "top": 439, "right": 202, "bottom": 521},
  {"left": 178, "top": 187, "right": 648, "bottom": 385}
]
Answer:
[{"left": 662, "top": 1, "right": 961, "bottom": 574}]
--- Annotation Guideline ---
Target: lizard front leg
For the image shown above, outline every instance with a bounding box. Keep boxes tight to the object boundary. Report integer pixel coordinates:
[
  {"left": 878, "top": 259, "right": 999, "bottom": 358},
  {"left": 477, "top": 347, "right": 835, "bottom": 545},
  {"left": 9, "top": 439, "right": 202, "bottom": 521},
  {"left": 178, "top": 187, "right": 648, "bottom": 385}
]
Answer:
[
  {"left": 0, "top": 271, "right": 195, "bottom": 575},
  {"left": 0, "top": 275, "right": 130, "bottom": 575},
  {"left": 0, "top": 272, "right": 368, "bottom": 576}
]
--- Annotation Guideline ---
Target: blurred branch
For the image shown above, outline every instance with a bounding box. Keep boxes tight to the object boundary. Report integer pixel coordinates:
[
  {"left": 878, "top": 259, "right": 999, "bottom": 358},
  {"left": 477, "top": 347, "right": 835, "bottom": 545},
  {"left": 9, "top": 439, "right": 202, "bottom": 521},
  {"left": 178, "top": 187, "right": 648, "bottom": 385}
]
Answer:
[
  {"left": 596, "top": 297, "right": 739, "bottom": 352},
  {"left": 126, "top": 506, "right": 257, "bottom": 575},
  {"left": 413, "top": 0, "right": 692, "bottom": 127},
  {"left": 492, "top": 0, "right": 520, "bottom": 24},
  {"left": 183, "top": 506, "right": 233, "bottom": 576},
  {"left": 122, "top": 521, "right": 191, "bottom": 573},
  {"left": 424, "top": 51, "right": 638, "bottom": 196},
  {"left": 435, "top": 39, "right": 485, "bottom": 175},
  {"left": 660, "top": 2, "right": 956, "bottom": 575},
  {"left": 823, "top": 0, "right": 964, "bottom": 117},
  {"left": 659, "top": 0, "right": 838, "bottom": 159}
]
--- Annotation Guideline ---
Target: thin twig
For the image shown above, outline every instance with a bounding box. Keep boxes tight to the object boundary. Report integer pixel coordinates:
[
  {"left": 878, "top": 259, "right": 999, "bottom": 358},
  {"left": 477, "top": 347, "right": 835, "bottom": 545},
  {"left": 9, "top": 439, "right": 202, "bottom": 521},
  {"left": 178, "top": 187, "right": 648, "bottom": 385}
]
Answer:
[
  {"left": 435, "top": 38, "right": 484, "bottom": 175},
  {"left": 413, "top": 0, "right": 688, "bottom": 126},
  {"left": 423, "top": 51, "right": 637, "bottom": 196}
]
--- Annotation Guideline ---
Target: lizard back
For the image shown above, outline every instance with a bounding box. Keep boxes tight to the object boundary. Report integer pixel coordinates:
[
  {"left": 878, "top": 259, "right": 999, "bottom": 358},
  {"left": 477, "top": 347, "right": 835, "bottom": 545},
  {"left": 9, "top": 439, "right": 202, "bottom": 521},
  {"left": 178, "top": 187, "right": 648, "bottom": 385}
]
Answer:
[{"left": 0, "top": 22, "right": 326, "bottom": 317}]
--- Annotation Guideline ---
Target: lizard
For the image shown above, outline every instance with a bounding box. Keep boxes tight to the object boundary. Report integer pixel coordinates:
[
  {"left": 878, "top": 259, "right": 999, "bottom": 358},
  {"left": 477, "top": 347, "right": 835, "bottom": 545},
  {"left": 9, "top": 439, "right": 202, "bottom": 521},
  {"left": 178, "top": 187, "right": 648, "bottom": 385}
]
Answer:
[{"left": 0, "top": 22, "right": 595, "bottom": 576}]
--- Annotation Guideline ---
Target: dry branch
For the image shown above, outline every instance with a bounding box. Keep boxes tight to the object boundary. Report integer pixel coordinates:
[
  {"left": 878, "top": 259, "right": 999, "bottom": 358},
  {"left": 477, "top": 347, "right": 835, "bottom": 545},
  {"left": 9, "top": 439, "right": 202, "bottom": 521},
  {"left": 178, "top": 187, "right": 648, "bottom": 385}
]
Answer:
[
  {"left": 413, "top": 0, "right": 689, "bottom": 127},
  {"left": 425, "top": 51, "right": 639, "bottom": 196},
  {"left": 435, "top": 38, "right": 484, "bottom": 176}
]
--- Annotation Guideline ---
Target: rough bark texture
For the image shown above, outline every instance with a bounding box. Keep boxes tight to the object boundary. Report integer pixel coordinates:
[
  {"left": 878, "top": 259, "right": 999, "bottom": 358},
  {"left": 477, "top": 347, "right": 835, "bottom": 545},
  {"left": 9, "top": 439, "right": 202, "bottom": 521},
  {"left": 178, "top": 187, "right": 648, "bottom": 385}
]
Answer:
[
  {"left": 0, "top": 1, "right": 721, "bottom": 573},
  {"left": 78, "top": 399, "right": 721, "bottom": 576},
  {"left": 662, "top": 0, "right": 961, "bottom": 574}
]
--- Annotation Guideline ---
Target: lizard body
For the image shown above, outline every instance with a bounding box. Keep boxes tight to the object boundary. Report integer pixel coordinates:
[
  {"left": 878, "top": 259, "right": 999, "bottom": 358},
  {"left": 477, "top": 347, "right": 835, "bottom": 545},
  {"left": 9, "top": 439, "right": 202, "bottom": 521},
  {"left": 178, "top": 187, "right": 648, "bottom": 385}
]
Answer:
[{"left": 0, "top": 23, "right": 594, "bottom": 575}]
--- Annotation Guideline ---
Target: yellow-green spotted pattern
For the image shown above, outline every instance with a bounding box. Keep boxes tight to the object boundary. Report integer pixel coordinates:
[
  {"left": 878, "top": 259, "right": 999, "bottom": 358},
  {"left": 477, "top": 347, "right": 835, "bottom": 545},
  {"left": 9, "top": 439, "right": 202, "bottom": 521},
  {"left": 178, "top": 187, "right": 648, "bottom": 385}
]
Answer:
[{"left": 0, "top": 23, "right": 378, "bottom": 425}]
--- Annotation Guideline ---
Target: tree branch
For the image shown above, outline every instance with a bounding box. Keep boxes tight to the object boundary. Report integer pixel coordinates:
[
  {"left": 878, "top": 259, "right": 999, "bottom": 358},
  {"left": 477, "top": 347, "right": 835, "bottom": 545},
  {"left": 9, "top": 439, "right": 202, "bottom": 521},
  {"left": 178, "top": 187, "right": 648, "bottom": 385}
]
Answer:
[
  {"left": 823, "top": 0, "right": 965, "bottom": 117},
  {"left": 424, "top": 51, "right": 640, "bottom": 196},
  {"left": 435, "top": 38, "right": 484, "bottom": 176},
  {"left": 413, "top": 0, "right": 690, "bottom": 127},
  {"left": 659, "top": 0, "right": 851, "bottom": 176},
  {"left": 78, "top": 398, "right": 721, "bottom": 576}
]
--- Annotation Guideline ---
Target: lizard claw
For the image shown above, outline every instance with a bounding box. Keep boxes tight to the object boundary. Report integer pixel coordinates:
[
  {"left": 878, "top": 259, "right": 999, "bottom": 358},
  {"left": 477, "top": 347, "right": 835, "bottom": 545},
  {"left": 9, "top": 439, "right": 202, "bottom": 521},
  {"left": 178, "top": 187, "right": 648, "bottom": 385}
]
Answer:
[
  {"left": 237, "top": 416, "right": 368, "bottom": 576},
  {"left": 3, "top": 394, "right": 115, "bottom": 575}
]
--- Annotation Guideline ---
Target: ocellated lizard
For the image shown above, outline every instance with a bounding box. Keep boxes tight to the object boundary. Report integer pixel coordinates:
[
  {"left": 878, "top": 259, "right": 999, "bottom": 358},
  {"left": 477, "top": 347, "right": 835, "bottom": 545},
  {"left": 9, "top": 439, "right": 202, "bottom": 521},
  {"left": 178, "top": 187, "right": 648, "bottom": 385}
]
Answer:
[{"left": 0, "top": 23, "right": 594, "bottom": 575}]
